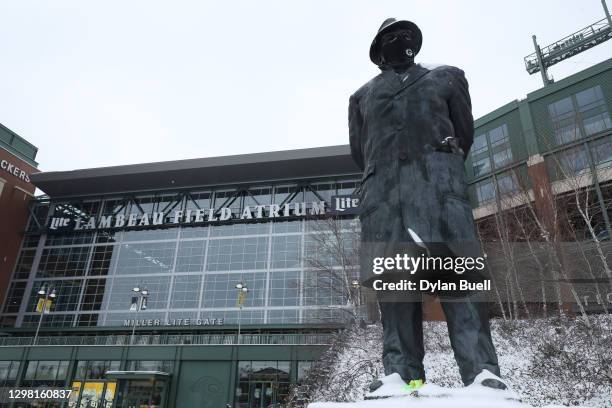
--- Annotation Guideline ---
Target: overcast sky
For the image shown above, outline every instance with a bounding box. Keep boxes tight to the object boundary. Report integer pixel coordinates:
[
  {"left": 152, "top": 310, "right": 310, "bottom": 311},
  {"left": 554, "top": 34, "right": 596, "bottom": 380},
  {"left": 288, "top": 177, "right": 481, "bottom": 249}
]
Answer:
[{"left": 1, "top": 0, "right": 612, "bottom": 173}]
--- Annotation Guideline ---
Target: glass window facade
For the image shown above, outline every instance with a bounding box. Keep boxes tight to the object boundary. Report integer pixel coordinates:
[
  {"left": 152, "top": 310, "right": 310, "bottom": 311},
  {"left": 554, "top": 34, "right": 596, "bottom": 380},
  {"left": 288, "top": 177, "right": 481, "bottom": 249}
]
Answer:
[
  {"left": 297, "top": 361, "right": 313, "bottom": 383},
  {"left": 497, "top": 172, "right": 519, "bottom": 196},
  {"left": 12, "top": 249, "right": 36, "bottom": 279},
  {"left": 27, "top": 280, "right": 82, "bottom": 312},
  {"left": 23, "top": 360, "right": 70, "bottom": 387},
  {"left": 0, "top": 361, "right": 20, "bottom": 383},
  {"left": 206, "top": 237, "right": 269, "bottom": 271},
  {"left": 170, "top": 274, "right": 202, "bottom": 308},
  {"left": 235, "top": 360, "right": 291, "bottom": 408},
  {"left": 576, "top": 86, "right": 612, "bottom": 136},
  {"left": 115, "top": 242, "right": 176, "bottom": 275},
  {"left": 472, "top": 134, "right": 487, "bottom": 155},
  {"left": 591, "top": 135, "right": 612, "bottom": 168},
  {"left": 475, "top": 178, "right": 496, "bottom": 205},
  {"left": 3, "top": 282, "right": 26, "bottom": 313},
  {"left": 548, "top": 85, "right": 612, "bottom": 145},
  {"left": 544, "top": 134, "right": 612, "bottom": 181},
  {"left": 558, "top": 145, "right": 590, "bottom": 176},
  {"left": 473, "top": 157, "right": 491, "bottom": 177},
  {"left": 471, "top": 124, "right": 513, "bottom": 177},
  {"left": 549, "top": 96, "right": 580, "bottom": 144},
  {"left": 127, "top": 360, "right": 173, "bottom": 373},
  {"left": 474, "top": 171, "right": 520, "bottom": 206},
  {"left": 4, "top": 180, "right": 361, "bottom": 327},
  {"left": 37, "top": 246, "right": 90, "bottom": 278},
  {"left": 75, "top": 361, "right": 120, "bottom": 379}
]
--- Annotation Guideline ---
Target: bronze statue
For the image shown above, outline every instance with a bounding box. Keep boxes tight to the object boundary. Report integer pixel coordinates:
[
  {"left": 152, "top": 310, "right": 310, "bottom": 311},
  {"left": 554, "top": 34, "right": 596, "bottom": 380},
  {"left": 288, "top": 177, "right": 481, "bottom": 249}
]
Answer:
[{"left": 349, "top": 18, "right": 507, "bottom": 392}]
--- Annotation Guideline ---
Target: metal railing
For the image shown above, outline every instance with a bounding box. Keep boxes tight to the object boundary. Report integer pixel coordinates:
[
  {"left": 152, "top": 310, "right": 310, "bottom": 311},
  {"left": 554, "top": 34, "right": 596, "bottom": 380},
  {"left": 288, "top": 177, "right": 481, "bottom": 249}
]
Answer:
[
  {"left": 525, "top": 18, "right": 612, "bottom": 73},
  {"left": 0, "top": 332, "right": 334, "bottom": 347}
]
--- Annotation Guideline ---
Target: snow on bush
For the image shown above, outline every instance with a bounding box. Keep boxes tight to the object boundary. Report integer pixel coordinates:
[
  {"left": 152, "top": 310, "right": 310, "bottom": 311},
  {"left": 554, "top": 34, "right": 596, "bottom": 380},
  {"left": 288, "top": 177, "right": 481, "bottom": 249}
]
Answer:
[{"left": 289, "top": 314, "right": 612, "bottom": 408}]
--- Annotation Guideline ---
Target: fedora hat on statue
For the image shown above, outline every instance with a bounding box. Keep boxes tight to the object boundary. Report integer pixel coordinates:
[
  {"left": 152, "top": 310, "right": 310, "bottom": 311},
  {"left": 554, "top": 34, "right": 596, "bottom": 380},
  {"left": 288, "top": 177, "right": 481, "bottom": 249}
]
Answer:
[{"left": 370, "top": 18, "right": 422, "bottom": 66}]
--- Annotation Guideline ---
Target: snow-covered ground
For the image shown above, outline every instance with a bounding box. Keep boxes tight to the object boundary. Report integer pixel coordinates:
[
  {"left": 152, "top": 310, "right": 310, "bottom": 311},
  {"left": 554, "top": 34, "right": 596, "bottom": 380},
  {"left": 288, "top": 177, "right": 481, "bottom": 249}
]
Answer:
[
  {"left": 309, "top": 397, "right": 571, "bottom": 408},
  {"left": 299, "top": 315, "right": 612, "bottom": 408}
]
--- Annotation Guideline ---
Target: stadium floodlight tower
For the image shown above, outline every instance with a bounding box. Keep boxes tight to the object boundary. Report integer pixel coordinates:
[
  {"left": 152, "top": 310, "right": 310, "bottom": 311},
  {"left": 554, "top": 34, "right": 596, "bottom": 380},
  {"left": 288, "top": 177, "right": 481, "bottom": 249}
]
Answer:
[{"left": 525, "top": 0, "right": 612, "bottom": 86}]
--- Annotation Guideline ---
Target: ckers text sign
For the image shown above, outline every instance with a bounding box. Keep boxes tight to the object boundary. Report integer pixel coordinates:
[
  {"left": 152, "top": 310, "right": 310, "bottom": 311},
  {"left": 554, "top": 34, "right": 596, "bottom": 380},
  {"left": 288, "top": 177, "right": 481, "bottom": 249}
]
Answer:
[{"left": 0, "top": 159, "right": 31, "bottom": 183}]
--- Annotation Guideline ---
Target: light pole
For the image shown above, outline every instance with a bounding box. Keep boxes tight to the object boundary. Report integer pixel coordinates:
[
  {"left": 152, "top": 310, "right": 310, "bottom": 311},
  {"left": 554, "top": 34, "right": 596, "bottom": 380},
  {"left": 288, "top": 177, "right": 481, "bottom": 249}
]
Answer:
[
  {"left": 350, "top": 279, "right": 366, "bottom": 327},
  {"left": 33, "top": 283, "right": 56, "bottom": 346},
  {"left": 235, "top": 282, "right": 248, "bottom": 345},
  {"left": 351, "top": 279, "right": 360, "bottom": 305},
  {"left": 130, "top": 285, "right": 149, "bottom": 345}
]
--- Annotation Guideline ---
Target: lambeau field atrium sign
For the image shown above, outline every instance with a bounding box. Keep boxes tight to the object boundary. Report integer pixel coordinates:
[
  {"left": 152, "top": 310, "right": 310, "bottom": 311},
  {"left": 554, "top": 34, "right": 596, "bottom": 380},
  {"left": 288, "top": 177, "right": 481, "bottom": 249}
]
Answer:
[{"left": 48, "top": 196, "right": 360, "bottom": 232}]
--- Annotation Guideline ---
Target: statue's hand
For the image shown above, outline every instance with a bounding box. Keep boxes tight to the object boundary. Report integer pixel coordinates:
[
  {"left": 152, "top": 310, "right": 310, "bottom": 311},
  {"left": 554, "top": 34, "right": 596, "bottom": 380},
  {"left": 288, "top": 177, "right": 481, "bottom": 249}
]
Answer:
[{"left": 436, "top": 136, "right": 464, "bottom": 156}]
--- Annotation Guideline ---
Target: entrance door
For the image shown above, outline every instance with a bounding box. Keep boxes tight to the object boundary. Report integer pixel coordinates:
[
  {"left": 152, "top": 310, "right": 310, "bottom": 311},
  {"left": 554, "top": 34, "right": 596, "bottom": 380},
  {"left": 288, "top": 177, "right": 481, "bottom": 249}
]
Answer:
[
  {"left": 249, "top": 382, "right": 275, "bottom": 408},
  {"left": 115, "top": 379, "right": 165, "bottom": 408},
  {"left": 69, "top": 381, "right": 116, "bottom": 408}
]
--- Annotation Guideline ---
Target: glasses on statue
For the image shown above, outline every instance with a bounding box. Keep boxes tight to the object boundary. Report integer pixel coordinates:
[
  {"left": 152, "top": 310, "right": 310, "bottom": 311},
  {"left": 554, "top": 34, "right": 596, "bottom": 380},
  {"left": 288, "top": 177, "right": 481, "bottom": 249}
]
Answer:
[{"left": 381, "top": 29, "right": 413, "bottom": 44}]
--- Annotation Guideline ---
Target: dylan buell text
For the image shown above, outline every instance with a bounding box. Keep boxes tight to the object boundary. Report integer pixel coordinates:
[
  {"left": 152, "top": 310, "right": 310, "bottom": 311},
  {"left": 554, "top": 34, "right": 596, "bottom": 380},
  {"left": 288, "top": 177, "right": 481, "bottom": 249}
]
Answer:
[{"left": 372, "top": 278, "right": 491, "bottom": 292}]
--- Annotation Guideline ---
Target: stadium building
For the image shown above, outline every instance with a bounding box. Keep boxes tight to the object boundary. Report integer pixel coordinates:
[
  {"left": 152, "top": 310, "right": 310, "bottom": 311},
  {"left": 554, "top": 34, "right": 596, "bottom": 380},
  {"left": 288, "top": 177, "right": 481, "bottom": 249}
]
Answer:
[
  {"left": 0, "top": 57, "right": 610, "bottom": 408},
  {"left": 0, "top": 145, "right": 362, "bottom": 408}
]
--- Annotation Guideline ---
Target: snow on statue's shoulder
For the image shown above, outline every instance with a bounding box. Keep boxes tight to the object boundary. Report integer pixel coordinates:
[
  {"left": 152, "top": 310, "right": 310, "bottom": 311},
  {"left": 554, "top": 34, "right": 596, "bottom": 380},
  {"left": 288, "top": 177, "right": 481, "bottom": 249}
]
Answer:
[{"left": 419, "top": 62, "right": 447, "bottom": 70}]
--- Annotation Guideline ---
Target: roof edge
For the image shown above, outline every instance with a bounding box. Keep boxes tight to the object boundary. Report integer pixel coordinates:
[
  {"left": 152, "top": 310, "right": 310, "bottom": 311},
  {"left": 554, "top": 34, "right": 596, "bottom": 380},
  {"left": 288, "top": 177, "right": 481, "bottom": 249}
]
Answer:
[{"left": 31, "top": 144, "right": 351, "bottom": 183}]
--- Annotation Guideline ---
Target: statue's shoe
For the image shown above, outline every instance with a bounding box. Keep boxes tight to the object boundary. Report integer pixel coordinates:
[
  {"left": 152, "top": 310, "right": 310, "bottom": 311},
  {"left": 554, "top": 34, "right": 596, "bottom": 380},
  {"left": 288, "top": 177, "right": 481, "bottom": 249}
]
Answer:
[
  {"left": 365, "top": 373, "right": 424, "bottom": 399},
  {"left": 466, "top": 369, "right": 520, "bottom": 402},
  {"left": 365, "top": 370, "right": 520, "bottom": 401},
  {"left": 481, "top": 378, "right": 507, "bottom": 390},
  {"left": 473, "top": 369, "right": 509, "bottom": 390},
  {"left": 368, "top": 379, "right": 383, "bottom": 393}
]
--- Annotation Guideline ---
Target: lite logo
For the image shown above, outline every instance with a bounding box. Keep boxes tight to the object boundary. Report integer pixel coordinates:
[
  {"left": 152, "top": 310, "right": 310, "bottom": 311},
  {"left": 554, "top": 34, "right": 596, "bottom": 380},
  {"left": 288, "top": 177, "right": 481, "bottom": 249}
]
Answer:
[
  {"left": 49, "top": 217, "right": 71, "bottom": 230},
  {"left": 334, "top": 196, "right": 360, "bottom": 212}
]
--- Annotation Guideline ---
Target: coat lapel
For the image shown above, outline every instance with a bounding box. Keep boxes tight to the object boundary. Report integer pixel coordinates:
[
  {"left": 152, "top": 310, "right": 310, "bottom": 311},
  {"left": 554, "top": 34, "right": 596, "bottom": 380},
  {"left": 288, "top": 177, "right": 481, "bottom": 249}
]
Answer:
[
  {"left": 375, "top": 64, "right": 431, "bottom": 99},
  {"left": 394, "top": 64, "right": 430, "bottom": 95},
  {"left": 378, "top": 69, "right": 403, "bottom": 94}
]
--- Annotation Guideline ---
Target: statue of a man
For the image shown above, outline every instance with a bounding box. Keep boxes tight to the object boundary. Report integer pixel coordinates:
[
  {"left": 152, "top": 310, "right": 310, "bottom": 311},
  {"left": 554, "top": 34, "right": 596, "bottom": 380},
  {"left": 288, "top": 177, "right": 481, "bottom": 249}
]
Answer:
[{"left": 349, "top": 18, "right": 507, "bottom": 392}]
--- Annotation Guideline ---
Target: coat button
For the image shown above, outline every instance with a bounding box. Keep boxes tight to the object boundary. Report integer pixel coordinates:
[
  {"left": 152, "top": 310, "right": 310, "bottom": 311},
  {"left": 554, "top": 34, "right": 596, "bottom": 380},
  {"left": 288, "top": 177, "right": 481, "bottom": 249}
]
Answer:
[{"left": 399, "top": 151, "right": 408, "bottom": 160}]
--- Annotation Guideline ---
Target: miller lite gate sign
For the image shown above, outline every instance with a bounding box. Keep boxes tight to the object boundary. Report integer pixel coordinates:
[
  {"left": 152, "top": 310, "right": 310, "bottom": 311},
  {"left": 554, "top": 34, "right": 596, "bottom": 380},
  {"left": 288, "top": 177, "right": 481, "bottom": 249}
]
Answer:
[{"left": 47, "top": 195, "right": 361, "bottom": 232}]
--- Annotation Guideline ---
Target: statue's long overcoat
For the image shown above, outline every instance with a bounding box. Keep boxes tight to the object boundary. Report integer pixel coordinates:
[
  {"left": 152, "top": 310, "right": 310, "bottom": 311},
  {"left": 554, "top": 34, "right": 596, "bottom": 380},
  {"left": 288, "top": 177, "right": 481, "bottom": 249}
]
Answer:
[{"left": 349, "top": 63, "right": 478, "bottom": 284}]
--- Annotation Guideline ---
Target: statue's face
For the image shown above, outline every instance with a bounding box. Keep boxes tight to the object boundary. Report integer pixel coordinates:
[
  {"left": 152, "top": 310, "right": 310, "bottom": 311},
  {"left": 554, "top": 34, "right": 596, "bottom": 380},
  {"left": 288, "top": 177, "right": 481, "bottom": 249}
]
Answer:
[{"left": 380, "top": 29, "right": 416, "bottom": 67}]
